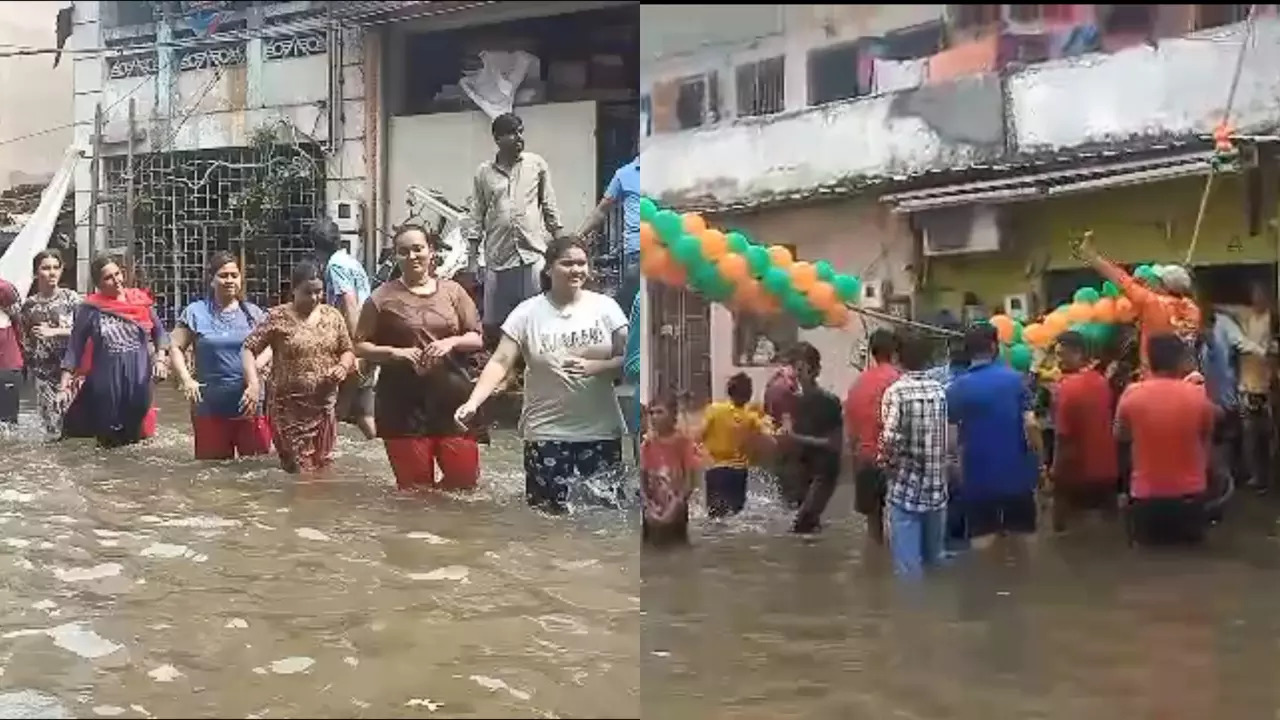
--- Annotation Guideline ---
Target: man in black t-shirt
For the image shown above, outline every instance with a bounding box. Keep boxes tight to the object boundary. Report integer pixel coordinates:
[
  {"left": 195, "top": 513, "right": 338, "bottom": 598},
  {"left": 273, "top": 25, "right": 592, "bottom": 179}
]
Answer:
[{"left": 778, "top": 342, "right": 844, "bottom": 534}]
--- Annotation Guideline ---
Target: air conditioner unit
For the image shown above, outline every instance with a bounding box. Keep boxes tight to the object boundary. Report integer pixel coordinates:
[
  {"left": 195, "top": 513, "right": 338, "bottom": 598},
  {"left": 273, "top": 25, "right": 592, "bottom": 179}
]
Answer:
[{"left": 920, "top": 204, "right": 1004, "bottom": 257}]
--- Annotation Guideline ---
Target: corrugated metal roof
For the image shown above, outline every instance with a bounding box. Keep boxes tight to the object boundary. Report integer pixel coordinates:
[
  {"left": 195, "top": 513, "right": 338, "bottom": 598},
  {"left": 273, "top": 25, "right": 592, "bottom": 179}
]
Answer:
[{"left": 656, "top": 134, "right": 1215, "bottom": 215}]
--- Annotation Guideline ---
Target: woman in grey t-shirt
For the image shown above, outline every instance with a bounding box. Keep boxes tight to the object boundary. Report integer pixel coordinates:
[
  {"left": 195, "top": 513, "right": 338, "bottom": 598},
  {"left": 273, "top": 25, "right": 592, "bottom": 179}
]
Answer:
[{"left": 457, "top": 237, "right": 629, "bottom": 513}]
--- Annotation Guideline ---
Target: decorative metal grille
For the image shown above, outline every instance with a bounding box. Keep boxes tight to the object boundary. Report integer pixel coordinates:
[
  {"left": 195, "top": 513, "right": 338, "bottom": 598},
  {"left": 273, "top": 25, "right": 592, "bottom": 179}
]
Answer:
[{"left": 102, "top": 144, "right": 326, "bottom": 328}]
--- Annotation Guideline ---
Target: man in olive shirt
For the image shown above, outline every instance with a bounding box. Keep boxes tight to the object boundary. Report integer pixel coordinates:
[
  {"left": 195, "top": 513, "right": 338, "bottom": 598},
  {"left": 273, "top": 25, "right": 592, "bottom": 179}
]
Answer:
[{"left": 468, "top": 112, "right": 567, "bottom": 349}]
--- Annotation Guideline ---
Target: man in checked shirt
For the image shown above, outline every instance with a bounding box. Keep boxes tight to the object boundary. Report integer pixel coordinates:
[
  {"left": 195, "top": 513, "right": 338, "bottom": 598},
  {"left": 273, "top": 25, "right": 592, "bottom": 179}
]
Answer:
[{"left": 878, "top": 332, "right": 951, "bottom": 577}]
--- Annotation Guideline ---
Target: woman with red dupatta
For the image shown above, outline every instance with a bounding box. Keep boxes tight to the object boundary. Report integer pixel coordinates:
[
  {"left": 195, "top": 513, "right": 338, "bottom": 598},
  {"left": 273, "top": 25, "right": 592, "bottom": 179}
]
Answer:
[{"left": 58, "top": 254, "right": 169, "bottom": 448}]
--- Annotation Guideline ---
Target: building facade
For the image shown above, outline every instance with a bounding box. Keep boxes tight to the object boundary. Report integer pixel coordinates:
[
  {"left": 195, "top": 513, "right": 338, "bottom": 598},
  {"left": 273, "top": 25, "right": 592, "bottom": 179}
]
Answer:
[
  {"left": 641, "top": 3, "right": 1280, "bottom": 403},
  {"left": 68, "top": 0, "right": 638, "bottom": 325}
]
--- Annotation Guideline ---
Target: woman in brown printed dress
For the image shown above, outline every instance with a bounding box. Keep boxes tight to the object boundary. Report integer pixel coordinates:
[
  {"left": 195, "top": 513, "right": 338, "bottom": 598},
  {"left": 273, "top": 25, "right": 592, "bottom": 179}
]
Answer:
[
  {"left": 241, "top": 261, "right": 356, "bottom": 473},
  {"left": 353, "top": 224, "right": 484, "bottom": 491}
]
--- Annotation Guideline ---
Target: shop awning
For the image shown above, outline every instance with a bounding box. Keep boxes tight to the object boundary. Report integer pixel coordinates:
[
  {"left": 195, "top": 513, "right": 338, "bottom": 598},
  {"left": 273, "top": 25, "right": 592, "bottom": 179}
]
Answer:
[{"left": 880, "top": 150, "right": 1220, "bottom": 214}]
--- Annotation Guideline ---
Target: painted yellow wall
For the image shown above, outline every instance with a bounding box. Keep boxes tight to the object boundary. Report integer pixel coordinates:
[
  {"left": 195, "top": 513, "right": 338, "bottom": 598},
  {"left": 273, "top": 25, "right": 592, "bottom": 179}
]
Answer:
[{"left": 922, "top": 174, "right": 1278, "bottom": 313}]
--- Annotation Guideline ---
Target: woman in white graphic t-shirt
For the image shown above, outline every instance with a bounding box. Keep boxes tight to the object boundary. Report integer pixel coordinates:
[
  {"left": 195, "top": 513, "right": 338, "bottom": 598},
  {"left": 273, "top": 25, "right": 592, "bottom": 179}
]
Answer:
[{"left": 457, "top": 237, "right": 630, "bottom": 513}]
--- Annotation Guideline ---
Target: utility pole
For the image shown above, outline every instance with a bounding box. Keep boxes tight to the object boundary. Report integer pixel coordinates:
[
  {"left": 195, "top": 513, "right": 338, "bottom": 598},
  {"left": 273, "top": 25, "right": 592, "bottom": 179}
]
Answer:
[
  {"left": 87, "top": 102, "right": 103, "bottom": 258},
  {"left": 125, "top": 97, "right": 136, "bottom": 248}
]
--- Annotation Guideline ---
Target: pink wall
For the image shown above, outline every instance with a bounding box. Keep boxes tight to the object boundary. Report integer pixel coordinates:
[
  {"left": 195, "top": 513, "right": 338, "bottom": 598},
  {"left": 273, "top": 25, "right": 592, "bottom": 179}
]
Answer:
[{"left": 704, "top": 199, "right": 916, "bottom": 401}]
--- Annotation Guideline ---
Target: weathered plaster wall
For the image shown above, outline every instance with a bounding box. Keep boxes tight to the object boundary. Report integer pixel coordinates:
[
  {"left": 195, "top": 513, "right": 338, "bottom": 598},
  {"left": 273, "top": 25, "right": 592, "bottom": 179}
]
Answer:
[
  {"left": 1009, "top": 16, "right": 1280, "bottom": 151},
  {"left": 640, "top": 73, "right": 1004, "bottom": 208}
]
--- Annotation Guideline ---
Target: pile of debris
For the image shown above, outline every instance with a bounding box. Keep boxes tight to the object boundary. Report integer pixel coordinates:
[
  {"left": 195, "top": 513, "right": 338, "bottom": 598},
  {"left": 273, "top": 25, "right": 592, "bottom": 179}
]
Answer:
[{"left": 0, "top": 182, "right": 76, "bottom": 251}]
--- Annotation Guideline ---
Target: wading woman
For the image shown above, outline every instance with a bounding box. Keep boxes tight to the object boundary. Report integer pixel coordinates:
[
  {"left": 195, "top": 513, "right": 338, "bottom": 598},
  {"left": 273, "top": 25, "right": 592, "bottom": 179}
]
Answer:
[
  {"left": 169, "top": 251, "right": 273, "bottom": 460},
  {"left": 19, "top": 250, "right": 81, "bottom": 439},
  {"left": 59, "top": 253, "right": 169, "bottom": 448},
  {"left": 354, "top": 225, "right": 484, "bottom": 490},
  {"left": 241, "top": 261, "right": 356, "bottom": 474},
  {"left": 456, "top": 237, "right": 629, "bottom": 513}
]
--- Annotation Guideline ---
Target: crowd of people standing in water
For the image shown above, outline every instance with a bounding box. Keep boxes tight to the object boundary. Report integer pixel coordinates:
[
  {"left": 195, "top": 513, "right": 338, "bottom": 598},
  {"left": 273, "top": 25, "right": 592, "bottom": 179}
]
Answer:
[
  {"left": 0, "top": 110, "right": 645, "bottom": 517},
  {"left": 639, "top": 231, "right": 1275, "bottom": 577}
]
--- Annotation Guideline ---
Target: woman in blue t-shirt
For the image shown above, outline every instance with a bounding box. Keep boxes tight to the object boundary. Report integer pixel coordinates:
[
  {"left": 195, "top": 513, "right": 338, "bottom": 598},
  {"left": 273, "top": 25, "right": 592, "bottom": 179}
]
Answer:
[{"left": 168, "top": 251, "right": 272, "bottom": 460}]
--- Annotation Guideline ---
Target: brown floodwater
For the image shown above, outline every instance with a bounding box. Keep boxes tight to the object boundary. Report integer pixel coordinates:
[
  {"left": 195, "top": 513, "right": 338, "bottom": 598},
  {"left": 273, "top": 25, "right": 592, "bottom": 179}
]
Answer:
[
  {"left": 642, "top": 482, "right": 1280, "bottom": 720},
  {"left": 0, "top": 386, "right": 639, "bottom": 719}
]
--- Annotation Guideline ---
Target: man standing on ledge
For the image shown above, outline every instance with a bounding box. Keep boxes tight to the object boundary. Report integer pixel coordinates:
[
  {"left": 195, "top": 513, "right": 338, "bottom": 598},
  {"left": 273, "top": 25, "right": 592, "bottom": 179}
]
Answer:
[
  {"left": 469, "top": 112, "right": 567, "bottom": 353},
  {"left": 314, "top": 217, "right": 376, "bottom": 440}
]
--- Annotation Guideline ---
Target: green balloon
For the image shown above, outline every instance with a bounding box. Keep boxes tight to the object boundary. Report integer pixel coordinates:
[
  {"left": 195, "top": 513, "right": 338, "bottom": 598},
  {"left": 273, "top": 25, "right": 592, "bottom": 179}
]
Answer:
[
  {"left": 1010, "top": 321, "right": 1023, "bottom": 344},
  {"left": 782, "top": 290, "right": 815, "bottom": 318},
  {"left": 726, "top": 231, "right": 750, "bottom": 255},
  {"left": 1101, "top": 281, "right": 1121, "bottom": 298},
  {"left": 814, "top": 260, "right": 836, "bottom": 282},
  {"left": 1073, "top": 287, "right": 1101, "bottom": 305},
  {"left": 669, "top": 233, "right": 703, "bottom": 266},
  {"left": 639, "top": 197, "right": 658, "bottom": 223},
  {"left": 1006, "top": 343, "right": 1034, "bottom": 372},
  {"left": 651, "top": 210, "right": 684, "bottom": 243},
  {"left": 690, "top": 262, "right": 730, "bottom": 301},
  {"left": 832, "top": 274, "right": 861, "bottom": 302},
  {"left": 1056, "top": 303, "right": 1072, "bottom": 316},
  {"left": 745, "top": 245, "right": 771, "bottom": 277},
  {"left": 762, "top": 267, "right": 792, "bottom": 296},
  {"left": 799, "top": 311, "right": 824, "bottom": 330}
]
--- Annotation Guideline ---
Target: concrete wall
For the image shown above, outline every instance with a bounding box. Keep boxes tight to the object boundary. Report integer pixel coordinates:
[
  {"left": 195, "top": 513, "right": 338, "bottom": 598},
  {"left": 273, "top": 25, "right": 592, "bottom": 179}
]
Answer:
[
  {"left": 641, "top": 73, "right": 1005, "bottom": 208},
  {"left": 704, "top": 198, "right": 915, "bottom": 398},
  {"left": 1009, "top": 16, "right": 1280, "bottom": 152},
  {"left": 0, "top": 2, "right": 73, "bottom": 189},
  {"left": 69, "top": 1, "right": 368, "bottom": 283}
]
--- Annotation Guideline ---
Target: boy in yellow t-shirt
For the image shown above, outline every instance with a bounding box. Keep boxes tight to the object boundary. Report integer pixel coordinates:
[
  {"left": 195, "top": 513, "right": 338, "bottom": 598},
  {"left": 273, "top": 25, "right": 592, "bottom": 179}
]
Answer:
[{"left": 700, "top": 372, "right": 772, "bottom": 517}]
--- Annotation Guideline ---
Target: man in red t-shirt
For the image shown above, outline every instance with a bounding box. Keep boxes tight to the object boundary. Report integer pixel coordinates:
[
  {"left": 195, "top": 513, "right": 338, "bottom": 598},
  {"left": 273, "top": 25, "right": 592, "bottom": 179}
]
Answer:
[
  {"left": 844, "top": 328, "right": 900, "bottom": 543},
  {"left": 0, "top": 278, "right": 23, "bottom": 426},
  {"left": 1115, "top": 333, "right": 1216, "bottom": 545},
  {"left": 1051, "top": 330, "right": 1118, "bottom": 533}
]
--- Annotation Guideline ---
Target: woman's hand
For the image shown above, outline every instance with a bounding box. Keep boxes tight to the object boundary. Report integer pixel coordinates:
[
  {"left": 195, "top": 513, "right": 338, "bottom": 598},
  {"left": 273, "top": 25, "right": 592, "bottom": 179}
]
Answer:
[
  {"left": 181, "top": 377, "right": 204, "bottom": 404},
  {"left": 425, "top": 337, "right": 458, "bottom": 358},
  {"left": 326, "top": 363, "right": 350, "bottom": 385},
  {"left": 31, "top": 323, "right": 56, "bottom": 341},
  {"left": 393, "top": 346, "right": 424, "bottom": 365},
  {"left": 153, "top": 357, "right": 169, "bottom": 382},
  {"left": 561, "top": 357, "right": 606, "bottom": 379},
  {"left": 454, "top": 399, "right": 480, "bottom": 429},
  {"left": 240, "top": 381, "right": 260, "bottom": 417}
]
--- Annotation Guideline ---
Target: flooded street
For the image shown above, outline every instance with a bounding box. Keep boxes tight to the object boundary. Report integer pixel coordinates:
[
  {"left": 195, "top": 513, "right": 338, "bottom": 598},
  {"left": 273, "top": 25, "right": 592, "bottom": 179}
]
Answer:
[
  {"left": 643, "top": 483, "right": 1280, "bottom": 720},
  {"left": 0, "top": 388, "right": 639, "bottom": 719}
]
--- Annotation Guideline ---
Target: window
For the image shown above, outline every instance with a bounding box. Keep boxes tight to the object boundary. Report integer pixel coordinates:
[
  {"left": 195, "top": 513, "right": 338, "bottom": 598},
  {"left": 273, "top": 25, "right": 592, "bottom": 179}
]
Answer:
[
  {"left": 735, "top": 56, "right": 785, "bottom": 118},
  {"left": 1007, "top": 5, "right": 1075, "bottom": 23},
  {"left": 106, "top": 0, "right": 161, "bottom": 28},
  {"left": 675, "top": 72, "right": 720, "bottom": 130},
  {"left": 1101, "top": 4, "right": 1155, "bottom": 33},
  {"left": 1195, "top": 4, "right": 1252, "bottom": 29},
  {"left": 639, "top": 94, "right": 652, "bottom": 137},
  {"left": 948, "top": 4, "right": 1001, "bottom": 31},
  {"left": 807, "top": 42, "right": 861, "bottom": 106},
  {"left": 732, "top": 244, "right": 798, "bottom": 367}
]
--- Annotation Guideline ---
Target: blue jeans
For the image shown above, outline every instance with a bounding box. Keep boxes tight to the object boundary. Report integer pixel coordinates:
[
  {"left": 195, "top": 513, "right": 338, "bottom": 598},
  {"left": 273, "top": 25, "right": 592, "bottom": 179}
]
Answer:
[{"left": 888, "top": 504, "right": 947, "bottom": 577}]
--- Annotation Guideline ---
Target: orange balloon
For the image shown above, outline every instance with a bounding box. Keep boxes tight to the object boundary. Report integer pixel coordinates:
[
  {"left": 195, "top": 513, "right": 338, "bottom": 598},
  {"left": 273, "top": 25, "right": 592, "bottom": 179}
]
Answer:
[
  {"left": 732, "top": 278, "right": 764, "bottom": 313},
  {"left": 790, "top": 261, "right": 819, "bottom": 292},
  {"left": 757, "top": 292, "right": 781, "bottom": 316},
  {"left": 659, "top": 258, "right": 686, "bottom": 288},
  {"left": 823, "top": 303, "right": 850, "bottom": 328},
  {"left": 1066, "top": 302, "right": 1093, "bottom": 324},
  {"left": 1092, "top": 297, "right": 1116, "bottom": 324},
  {"left": 640, "top": 244, "right": 670, "bottom": 277},
  {"left": 806, "top": 281, "right": 838, "bottom": 311},
  {"left": 640, "top": 221, "right": 657, "bottom": 251},
  {"left": 1115, "top": 296, "right": 1136, "bottom": 322},
  {"left": 700, "top": 229, "right": 729, "bottom": 261},
  {"left": 767, "top": 245, "right": 794, "bottom": 269},
  {"left": 682, "top": 213, "right": 708, "bottom": 235},
  {"left": 717, "top": 252, "right": 751, "bottom": 284},
  {"left": 990, "top": 314, "right": 1014, "bottom": 344},
  {"left": 1043, "top": 312, "right": 1069, "bottom": 333},
  {"left": 1023, "top": 322, "right": 1045, "bottom": 347}
]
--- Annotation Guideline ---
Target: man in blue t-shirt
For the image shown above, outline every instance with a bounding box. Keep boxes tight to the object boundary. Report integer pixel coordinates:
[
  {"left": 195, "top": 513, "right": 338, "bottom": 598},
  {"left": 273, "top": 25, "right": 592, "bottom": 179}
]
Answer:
[
  {"left": 947, "top": 323, "right": 1042, "bottom": 549},
  {"left": 578, "top": 155, "right": 640, "bottom": 312},
  {"left": 312, "top": 218, "right": 376, "bottom": 440}
]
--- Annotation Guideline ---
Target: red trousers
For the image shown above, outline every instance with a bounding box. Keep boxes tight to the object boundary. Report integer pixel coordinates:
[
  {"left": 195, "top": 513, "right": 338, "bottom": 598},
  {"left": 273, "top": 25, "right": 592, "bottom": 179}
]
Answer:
[
  {"left": 193, "top": 413, "right": 273, "bottom": 460},
  {"left": 384, "top": 436, "right": 480, "bottom": 491}
]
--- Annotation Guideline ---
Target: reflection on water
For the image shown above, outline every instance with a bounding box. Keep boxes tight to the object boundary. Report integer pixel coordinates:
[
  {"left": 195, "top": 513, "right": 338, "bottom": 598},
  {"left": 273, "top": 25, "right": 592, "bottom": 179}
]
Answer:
[
  {"left": 0, "top": 388, "right": 639, "bottom": 719},
  {"left": 643, "top": 482, "right": 1280, "bottom": 719}
]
